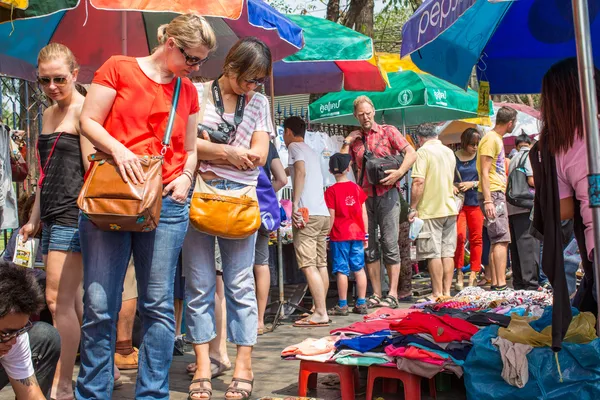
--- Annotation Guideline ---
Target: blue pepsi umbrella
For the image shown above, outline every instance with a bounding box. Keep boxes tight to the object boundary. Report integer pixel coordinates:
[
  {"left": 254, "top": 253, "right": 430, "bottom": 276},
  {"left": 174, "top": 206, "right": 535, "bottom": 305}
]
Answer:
[{"left": 401, "top": 0, "right": 600, "bottom": 94}]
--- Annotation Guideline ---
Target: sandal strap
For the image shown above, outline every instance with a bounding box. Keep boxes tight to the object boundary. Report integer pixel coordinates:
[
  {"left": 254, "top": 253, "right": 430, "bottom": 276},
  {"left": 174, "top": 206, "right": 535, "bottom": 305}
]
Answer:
[
  {"left": 231, "top": 377, "right": 253, "bottom": 385},
  {"left": 191, "top": 378, "right": 211, "bottom": 384}
]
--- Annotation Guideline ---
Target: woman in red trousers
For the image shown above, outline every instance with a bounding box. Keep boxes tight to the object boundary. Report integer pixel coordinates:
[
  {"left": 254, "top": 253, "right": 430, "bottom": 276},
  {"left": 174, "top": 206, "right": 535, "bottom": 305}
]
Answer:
[{"left": 454, "top": 128, "right": 484, "bottom": 289}]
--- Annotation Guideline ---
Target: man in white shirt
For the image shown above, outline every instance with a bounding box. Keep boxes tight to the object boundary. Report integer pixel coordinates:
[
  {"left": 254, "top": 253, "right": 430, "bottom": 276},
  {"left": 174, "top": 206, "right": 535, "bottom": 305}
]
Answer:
[
  {"left": 284, "top": 117, "right": 330, "bottom": 327},
  {"left": 0, "top": 262, "right": 61, "bottom": 399}
]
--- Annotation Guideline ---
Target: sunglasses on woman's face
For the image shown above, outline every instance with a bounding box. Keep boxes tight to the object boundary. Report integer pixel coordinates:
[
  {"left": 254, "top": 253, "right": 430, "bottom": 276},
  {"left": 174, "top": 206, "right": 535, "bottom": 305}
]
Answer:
[
  {"left": 245, "top": 77, "right": 266, "bottom": 86},
  {"left": 469, "top": 142, "right": 480, "bottom": 147},
  {"left": 37, "top": 76, "right": 68, "bottom": 87},
  {"left": 179, "top": 47, "right": 209, "bottom": 67},
  {"left": 0, "top": 320, "right": 33, "bottom": 343}
]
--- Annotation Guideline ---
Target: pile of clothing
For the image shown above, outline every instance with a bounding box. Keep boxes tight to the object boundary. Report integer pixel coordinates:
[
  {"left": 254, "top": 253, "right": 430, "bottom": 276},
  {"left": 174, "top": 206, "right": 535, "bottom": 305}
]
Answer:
[
  {"left": 413, "top": 287, "right": 552, "bottom": 312},
  {"left": 465, "top": 306, "right": 600, "bottom": 399},
  {"left": 282, "top": 307, "right": 489, "bottom": 380}
]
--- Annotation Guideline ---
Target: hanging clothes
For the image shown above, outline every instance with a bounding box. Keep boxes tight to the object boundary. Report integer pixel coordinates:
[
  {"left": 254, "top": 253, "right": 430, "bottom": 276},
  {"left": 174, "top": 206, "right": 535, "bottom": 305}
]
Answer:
[{"left": 0, "top": 125, "right": 18, "bottom": 230}]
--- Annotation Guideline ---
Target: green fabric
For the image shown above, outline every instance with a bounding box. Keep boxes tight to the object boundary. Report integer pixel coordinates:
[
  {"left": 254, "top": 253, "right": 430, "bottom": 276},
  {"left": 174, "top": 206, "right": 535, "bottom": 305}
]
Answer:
[
  {"left": 335, "top": 356, "right": 389, "bottom": 366},
  {"left": 0, "top": 0, "right": 77, "bottom": 21},
  {"left": 283, "top": 14, "right": 372, "bottom": 62},
  {"left": 309, "top": 70, "right": 493, "bottom": 126}
]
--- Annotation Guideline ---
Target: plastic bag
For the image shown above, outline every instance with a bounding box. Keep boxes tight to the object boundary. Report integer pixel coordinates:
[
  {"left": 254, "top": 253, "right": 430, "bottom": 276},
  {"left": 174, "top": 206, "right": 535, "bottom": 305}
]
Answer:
[{"left": 464, "top": 326, "right": 600, "bottom": 400}]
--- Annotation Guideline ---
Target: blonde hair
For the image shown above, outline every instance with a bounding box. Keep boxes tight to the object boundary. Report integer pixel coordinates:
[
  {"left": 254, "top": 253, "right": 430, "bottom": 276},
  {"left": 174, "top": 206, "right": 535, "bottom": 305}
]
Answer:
[
  {"left": 37, "top": 43, "right": 79, "bottom": 72},
  {"left": 353, "top": 95, "right": 374, "bottom": 113},
  {"left": 157, "top": 14, "right": 217, "bottom": 53},
  {"left": 223, "top": 37, "right": 272, "bottom": 85}
]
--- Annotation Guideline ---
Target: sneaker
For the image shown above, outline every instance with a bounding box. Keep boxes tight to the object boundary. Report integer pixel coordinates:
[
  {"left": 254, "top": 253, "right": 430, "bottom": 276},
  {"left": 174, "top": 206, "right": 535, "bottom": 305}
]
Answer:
[
  {"left": 328, "top": 305, "right": 349, "bottom": 316},
  {"left": 115, "top": 347, "right": 139, "bottom": 370},
  {"left": 174, "top": 336, "right": 186, "bottom": 356},
  {"left": 352, "top": 304, "right": 368, "bottom": 315}
]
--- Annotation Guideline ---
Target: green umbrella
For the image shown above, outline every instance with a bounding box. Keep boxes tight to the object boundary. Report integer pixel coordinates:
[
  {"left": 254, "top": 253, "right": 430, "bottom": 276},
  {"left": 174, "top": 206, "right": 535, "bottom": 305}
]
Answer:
[{"left": 309, "top": 70, "right": 491, "bottom": 127}]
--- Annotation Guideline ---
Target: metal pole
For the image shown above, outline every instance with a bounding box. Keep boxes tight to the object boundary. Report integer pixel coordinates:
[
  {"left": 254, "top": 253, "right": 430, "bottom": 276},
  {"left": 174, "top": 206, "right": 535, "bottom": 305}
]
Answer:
[
  {"left": 121, "top": 12, "right": 128, "bottom": 55},
  {"left": 572, "top": 0, "right": 600, "bottom": 334},
  {"left": 269, "top": 65, "right": 286, "bottom": 318}
]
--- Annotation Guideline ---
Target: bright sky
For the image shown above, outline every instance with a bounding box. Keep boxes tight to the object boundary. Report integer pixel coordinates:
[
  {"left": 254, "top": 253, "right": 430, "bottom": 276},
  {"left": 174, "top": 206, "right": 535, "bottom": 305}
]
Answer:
[{"left": 285, "top": 0, "right": 388, "bottom": 17}]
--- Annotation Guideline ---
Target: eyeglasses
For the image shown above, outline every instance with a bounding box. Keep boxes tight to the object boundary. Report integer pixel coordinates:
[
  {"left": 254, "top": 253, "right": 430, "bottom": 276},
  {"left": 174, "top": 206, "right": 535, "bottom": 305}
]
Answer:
[
  {"left": 469, "top": 142, "right": 480, "bottom": 147},
  {"left": 179, "top": 47, "right": 209, "bottom": 67},
  {"left": 245, "top": 77, "right": 266, "bottom": 86},
  {"left": 0, "top": 320, "right": 33, "bottom": 344},
  {"left": 37, "top": 76, "right": 68, "bottom": 87}
]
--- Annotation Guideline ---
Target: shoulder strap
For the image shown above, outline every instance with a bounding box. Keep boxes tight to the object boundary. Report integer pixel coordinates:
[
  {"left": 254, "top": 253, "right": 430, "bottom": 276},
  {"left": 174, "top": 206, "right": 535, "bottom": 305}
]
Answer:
[
  {"left": 162, "top": 77, "right": 182, "bottom": 149},
  {"left": 454, "top": 155, "right": 463, "bottom": 182},
  {"left": 517, "top": 150, "right": 529, "bottom": 169},
  {"left": 198, "top": 82, "right": 210, "bottom": 124},
  {"left": 38, "top": 132, "right": 63, "bottom": 187}
]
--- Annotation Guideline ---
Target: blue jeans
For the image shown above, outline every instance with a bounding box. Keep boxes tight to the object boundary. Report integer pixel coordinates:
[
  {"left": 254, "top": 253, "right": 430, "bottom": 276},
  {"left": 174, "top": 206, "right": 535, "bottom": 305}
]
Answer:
[
  {"left": 182, "top": 179, "right": 258, "bottom": 346},
  {"left": 76, "top": 194, "right": 190, "bottom": 399}
]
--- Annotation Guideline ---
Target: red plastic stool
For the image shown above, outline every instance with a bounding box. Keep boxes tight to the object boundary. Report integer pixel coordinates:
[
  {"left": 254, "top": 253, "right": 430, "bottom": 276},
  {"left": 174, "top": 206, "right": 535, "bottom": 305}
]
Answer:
[
  {"left": 298, "top": 360, "right": 360, "bottom": 400},
  {"left": 365, "top": 365, "right": 437, "bottom": 400}
]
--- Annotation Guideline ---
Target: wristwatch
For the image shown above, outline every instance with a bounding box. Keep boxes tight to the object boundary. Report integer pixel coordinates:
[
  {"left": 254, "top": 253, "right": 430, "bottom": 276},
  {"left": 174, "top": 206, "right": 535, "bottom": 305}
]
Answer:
[
  {"left": 343, "top": 138, "right": 352, "bottom": 146},
  {"left": 408, "top": 207, "right": 417, "bottom": 214}
]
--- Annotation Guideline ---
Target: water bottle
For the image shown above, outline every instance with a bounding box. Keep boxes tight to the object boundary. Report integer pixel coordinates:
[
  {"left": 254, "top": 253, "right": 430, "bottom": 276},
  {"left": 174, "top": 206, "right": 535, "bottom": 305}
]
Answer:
[{"left": 487, "top": 202, "right": 505, "bottom": 224}]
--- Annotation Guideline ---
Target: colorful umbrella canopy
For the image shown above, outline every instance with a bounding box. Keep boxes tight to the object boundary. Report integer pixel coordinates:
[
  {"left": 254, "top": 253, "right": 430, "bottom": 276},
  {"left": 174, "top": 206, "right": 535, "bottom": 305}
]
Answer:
[
  {"left": 309, "top": 69, "right": 490, "bottom": 127},
  {"left": 266, "top": 14, "right": 388, "bottom": 95},
  {"left": 401, "top": 0, "right": 600, "bottom": 94},
  {"left": 0, "top": 0, "right": 303, "bottom": 82}
]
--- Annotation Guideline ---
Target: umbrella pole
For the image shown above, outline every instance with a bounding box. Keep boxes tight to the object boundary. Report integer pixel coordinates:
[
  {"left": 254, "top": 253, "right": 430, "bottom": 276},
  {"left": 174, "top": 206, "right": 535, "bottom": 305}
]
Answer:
[
  {"left": 572, "top": 0, "right": 600, "bottom": 334},
  {"left": 269, "top": 67, "right": 286, "bottom": 321},
  {"left": 402, "top": 109, "right": 410, "bottom": 204}
]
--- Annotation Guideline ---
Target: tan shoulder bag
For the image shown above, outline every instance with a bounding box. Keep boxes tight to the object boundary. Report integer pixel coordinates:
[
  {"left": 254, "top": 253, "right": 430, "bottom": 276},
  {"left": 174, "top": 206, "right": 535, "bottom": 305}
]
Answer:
[{"left": 77, "top": 78, "right": 182, "bottom": 232}]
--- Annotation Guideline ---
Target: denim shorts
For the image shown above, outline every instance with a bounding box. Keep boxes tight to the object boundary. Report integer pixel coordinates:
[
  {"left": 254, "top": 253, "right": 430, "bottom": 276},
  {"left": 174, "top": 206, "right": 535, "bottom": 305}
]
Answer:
[
  {"left": 330, "top": 240, "right": 365, "bottom": 276},
  {"left": 41, "top": 223, "right": 81, "bottom": 255}
]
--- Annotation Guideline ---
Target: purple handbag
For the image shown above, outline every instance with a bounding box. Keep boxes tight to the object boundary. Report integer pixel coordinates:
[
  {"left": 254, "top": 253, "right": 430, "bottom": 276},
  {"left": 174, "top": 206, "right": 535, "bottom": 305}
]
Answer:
[{"left": 256, "top": 166, "right": 281, "bottom": 231}]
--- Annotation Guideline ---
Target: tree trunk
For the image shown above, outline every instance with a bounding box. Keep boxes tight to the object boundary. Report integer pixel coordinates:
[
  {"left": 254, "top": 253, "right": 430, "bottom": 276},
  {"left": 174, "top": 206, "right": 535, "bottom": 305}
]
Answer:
[
  {"left": 343, "top": 0, "right": 374, "bottom": 37},
  {"left": 326, "top": 0, "right": 340, "bottom": 22}
]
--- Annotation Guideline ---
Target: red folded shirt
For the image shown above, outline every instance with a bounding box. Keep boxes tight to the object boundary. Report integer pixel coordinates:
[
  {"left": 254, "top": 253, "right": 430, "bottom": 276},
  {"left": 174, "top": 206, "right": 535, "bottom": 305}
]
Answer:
[{"left": 389, "top": 312, "right": 478, "bottom": 342}]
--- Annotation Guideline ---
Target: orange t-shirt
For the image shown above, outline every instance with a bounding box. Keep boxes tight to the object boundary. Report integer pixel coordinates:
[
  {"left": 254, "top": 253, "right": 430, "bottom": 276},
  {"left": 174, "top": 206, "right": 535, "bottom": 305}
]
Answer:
[{"left": 92, "top": 56, "right": 199, "bottom": 184}]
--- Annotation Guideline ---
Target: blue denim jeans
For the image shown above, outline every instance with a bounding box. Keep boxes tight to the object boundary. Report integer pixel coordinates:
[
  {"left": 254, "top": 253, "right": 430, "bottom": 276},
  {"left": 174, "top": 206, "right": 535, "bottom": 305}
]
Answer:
[
  {"left": 76, "top": 194, "right": 190, "bottom": 400},
  {"left": 182, "top": 179, "right": 258, "bottom": 346}
]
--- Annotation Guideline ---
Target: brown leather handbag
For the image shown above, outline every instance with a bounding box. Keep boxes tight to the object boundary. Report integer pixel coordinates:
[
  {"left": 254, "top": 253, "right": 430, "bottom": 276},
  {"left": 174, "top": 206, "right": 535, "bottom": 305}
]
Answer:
[
  {"left": 189, "top": 174, "right": 261, "bottom": 239},
  {"left": 77, "top": 78, "right": 182, "bottom": 232}
]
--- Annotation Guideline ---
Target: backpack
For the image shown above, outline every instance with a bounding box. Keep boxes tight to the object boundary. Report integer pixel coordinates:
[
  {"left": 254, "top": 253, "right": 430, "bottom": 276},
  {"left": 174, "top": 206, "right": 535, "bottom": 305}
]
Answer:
[
  {"left": 506, "top": 151, "right": 534, "bottom": 209},
  {"left": 256, "top": 166, "right": 281, "bottom": 232}
]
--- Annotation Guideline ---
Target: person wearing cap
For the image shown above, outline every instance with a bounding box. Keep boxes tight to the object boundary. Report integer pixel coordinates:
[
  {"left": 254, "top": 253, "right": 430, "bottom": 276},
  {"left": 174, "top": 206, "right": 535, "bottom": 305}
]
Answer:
[
  {"left": 408, "top": 123, "right": 458, "bottom": 299},
  {"left": 324, "top": 153, "right": 369, "bottom": 315}
]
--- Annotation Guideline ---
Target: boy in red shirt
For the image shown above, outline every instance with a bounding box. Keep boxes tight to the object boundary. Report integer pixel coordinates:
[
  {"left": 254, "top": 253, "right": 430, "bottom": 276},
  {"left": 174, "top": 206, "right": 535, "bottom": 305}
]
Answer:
[{"left": 325, "top": 153, "right": 369, "bottom": 315}]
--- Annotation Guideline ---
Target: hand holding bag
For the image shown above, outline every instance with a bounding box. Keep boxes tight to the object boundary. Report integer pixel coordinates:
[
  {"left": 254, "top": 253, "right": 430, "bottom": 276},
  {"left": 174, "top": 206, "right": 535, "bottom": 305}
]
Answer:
[
  {"left": 189, "top": 174, "right": 261, "bottom": 239},
  {"left": 77, "top": 78, "right": 182, "bottom": 232}
]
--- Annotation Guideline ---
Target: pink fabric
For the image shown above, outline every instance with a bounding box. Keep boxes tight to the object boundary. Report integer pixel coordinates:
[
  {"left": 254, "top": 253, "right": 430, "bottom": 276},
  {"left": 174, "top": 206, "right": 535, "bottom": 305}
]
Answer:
[
  {"left": 555, "top": 135, "right": 594, "bottom": 258},
  {"left": 363, "top": 307, "right": 419, "bottom": 322},
  {"left": 385, "top": 345, "right": 446, "bottom": 365},
  {"left": 281, "top": 336, "right": 338, "bottom": 357},
  {"left": 330, "top": 319, "right": 392, "bottom": 336}
]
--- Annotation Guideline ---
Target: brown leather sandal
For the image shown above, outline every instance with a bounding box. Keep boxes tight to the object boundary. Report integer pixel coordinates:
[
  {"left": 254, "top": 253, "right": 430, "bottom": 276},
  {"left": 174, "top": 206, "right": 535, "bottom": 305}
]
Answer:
[
  {"left": 188, "top": 378, "right": 212, "bottom": 400},
  {"left": 225, "top": 378, "right": 253, "bottom": 400}
]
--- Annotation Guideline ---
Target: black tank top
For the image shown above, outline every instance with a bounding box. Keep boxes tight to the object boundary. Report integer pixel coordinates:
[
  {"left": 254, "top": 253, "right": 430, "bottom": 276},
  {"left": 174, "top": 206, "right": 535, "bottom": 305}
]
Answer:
[{"left": 38, "top": 133, "right": 84, "bottom": 227}]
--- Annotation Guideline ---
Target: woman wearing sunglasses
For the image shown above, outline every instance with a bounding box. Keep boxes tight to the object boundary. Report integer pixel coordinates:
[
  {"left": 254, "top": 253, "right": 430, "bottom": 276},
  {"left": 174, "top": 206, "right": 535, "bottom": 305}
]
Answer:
[
  {"left": 75, "top": 14, "right": 216, "bottom": 400},
  {"left": 183, "top": 37, "right": 273, "bottom": 400},
  {"left": 19, "top": 43, "right": 94, "bottom": 400}
]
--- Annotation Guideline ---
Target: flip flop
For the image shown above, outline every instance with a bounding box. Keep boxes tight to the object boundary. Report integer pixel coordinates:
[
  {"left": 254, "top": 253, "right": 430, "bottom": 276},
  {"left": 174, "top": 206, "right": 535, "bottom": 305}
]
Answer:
[{"left": 292, "top": 319, "right": 330, "bottom": 327}]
